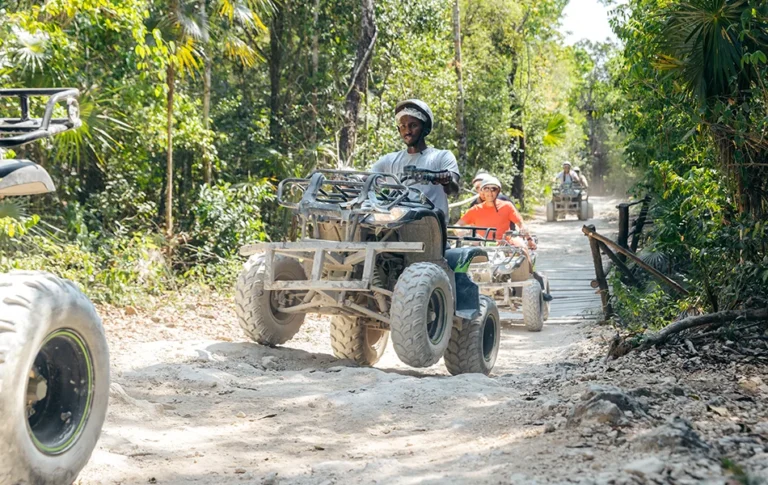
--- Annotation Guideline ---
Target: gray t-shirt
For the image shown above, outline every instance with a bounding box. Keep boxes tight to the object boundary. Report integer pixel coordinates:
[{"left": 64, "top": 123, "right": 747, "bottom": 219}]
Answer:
[{"left": 370, "top": 147, "right": 459, "bottom": 217}]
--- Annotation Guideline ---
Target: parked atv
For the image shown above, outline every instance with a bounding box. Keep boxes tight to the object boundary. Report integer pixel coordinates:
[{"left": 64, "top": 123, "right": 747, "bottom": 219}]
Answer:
[
  {"left": 235, "top": 168, "right": 500, "bottom": 375},
  {"left": 0, "top": 89, "right": 109, "bottom": 485},
  {"left": 547, "top": 181, "right": 593, "bottom": 222},
  {"left": 447, "top": 228, "right": 550, "bottom": 332}
]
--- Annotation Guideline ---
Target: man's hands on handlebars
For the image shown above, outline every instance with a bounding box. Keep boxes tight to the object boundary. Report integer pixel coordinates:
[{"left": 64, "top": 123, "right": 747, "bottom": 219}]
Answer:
[{"left": 430, "top": 170, "right": 453, "bottom": 185}]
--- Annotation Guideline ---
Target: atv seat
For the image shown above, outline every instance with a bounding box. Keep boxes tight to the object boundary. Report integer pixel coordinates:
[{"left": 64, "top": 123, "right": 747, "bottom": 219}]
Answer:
[
  {"left": 0, "top": 160, "right": 55, "bottom": 197},
  {"left": 445, "top": 246, "right": 488, "bottom": 273}
]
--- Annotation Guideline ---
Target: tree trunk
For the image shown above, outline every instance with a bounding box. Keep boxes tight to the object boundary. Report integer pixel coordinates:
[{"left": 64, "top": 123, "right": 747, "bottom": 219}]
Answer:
[
  {"left": 165, "top": 62, "right": 175, "bottom": 237},
  {"left": 508, "top": 56, "right": 525, "bottom": 208},
  {"left": 510, "top": 131, "right": 525, "bottom": 208},
  {"left": 199, "top": 0, "right": 212, "bottom": 184},
  {"left": 269, "top": 3, "right": 285, "bottom": 146},
  {"left": 310, "top": 0, "right": 320, "bottom": 144},
  {"left": 338, "top": 0, "right": 377, "bottom": 166},
  {"left": 452, "top": 0, "right": 468, "bottom": 170},
  {"left": 203, "top": 57, "right": 212, "bottom": 183}
]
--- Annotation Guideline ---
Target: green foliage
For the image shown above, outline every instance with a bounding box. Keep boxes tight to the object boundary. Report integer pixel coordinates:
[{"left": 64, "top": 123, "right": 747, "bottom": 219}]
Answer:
[
  {"left": 0, "top": 0, "right": 614, "bottom": 303},
  {"left": 608, "top": 0, "right": 768, "bottom": 329},
  {"left": 182, "top": 179, "right": 273, "bottom": 265}
]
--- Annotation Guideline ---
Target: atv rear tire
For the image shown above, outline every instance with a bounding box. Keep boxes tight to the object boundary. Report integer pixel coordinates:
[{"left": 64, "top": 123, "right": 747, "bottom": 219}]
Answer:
[
  {"left": 390, "top": 263, "right": 454, "bottom": 368},
  {"left": 444, "top": 296, "right": 500, "bottom": 376},
  {"left": 235, "top": 254, "right": 306, "bottom": 346},
  {"left": 546, "top": 202, "right": 556, "bottom": 222},
  {"left": 0, "top": 271, "right": 109, "bottom": 485},
  {"left": 330, "top": 316, "right": 389, "bottom": 366},
  {"left": 523, "top": 283, "right": 544, "bottom": 332}
]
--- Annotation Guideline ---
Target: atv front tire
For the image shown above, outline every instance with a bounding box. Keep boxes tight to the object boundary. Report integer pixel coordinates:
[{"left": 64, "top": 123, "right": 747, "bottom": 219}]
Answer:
[
  {"left": 578, "top": 201, "right": 590, "bottom": 221},
  {"left": 523, "top": 283, "right": 544, "bottom": 332},
  {"left": 444, "top": 295, "right": 500, "bottom": 376},
  {"left": 546, "top": 202, "right": 556, "bottom": 222},
  {"left": 390, "top": 263, "right": 454, "bottom": 367},
  {"left": 330, "top": 315, "right": 389, "bottom": 366},
  {"left": 0, "top": 271, "right": 109, "bottom": 485},
  {"left": 235, "top": 254, "right": 306, "bottom": 346}
]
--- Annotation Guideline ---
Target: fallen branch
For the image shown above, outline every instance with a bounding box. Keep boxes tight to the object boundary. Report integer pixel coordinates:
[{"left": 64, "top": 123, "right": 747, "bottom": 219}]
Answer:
[{"left": 638, "top": 308, "right": 768, "bottom": 350}]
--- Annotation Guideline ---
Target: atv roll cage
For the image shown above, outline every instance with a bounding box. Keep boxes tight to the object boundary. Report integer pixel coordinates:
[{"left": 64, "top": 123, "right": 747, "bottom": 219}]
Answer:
[
  {"left": 0, "top": 89, "right": 81, "bottom": 198},
  {"left": 0, "top": 88, "right": 81, "bottom": 148}
]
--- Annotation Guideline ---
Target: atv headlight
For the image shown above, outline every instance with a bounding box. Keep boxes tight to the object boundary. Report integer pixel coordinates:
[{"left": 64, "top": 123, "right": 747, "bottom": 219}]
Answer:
[{"left": 370, "top": 207, "right": 409, "bottom": 223}]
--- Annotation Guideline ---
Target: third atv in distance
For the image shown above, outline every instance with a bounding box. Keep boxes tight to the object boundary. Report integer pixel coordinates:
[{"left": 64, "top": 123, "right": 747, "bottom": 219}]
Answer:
[{"left": 547, "top": 181, "right": 594, "bottom": 222}]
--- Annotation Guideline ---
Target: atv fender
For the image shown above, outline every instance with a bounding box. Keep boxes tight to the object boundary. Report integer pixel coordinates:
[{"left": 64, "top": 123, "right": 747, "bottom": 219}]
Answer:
[
  {"left": 0, "top": 160, "right": 55, "bottom": 197},
  {"left": 445, "top": 247, "right": 488, "bottom": 273}
]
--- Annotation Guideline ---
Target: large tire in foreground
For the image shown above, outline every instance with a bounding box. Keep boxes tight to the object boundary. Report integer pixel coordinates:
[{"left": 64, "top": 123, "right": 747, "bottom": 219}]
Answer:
[
  {"left": 444, "top": 295, "right": 500, "bottom": 376},
  {"left": 235, "top": 254, "right": 307, "bottom": 346},
  {"left": 0, "top": 271, "right": 109, "bottom": 485},
  {"left": 546, "top": 202, "right": 556, "bottom": 222},
  {"left": 390, "top": 263, "right": 454, "bottom": 368},
  {"left": 523, "top": 283, "right": 544, "bottom": 332},
  {"left": 330, "top": 315, "right": 389, "bottom": 366}
]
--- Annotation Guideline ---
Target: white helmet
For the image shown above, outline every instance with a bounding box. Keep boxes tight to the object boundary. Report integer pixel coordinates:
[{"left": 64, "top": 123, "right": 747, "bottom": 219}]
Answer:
[
  {"left": 395, "top": 99, "right": 434, "bottom": 136},
  {"left": 480, "top": 176, "right": 502, "bottom": 191},
  {"left": 562, "top": 161, "right": 572, "bottom": 168},
  {"left": 472, "top": 171, "right": 490, "bottom": 184}
]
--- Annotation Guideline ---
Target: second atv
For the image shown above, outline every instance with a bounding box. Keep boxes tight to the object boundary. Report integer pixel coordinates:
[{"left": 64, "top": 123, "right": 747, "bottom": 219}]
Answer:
[
  {"left": 448, "top": 228, "right": 550, "bottom": 332},
  {"left": 235, "top": 168, "right": 500, "bottom": 375}
]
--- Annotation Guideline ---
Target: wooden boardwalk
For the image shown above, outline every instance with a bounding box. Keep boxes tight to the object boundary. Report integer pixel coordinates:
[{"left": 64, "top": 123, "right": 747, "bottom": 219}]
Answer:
[{"left": 500, "top": 197, "right": 616, "bottom": 323}]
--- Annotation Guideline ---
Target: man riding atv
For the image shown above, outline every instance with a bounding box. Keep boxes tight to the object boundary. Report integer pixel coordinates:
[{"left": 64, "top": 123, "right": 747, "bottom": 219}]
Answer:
[
  {"left": 555, "top": 161, "right": 580, "bottom": 184},
  {"left": 370, "top": 99, "right": 458, "bottom": 223}
]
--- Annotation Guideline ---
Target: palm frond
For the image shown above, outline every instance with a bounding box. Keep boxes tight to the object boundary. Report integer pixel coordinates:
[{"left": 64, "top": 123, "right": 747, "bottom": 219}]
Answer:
[
  {"left": 11, "top": 27, "right": 48, "bottom": 73},
  {"left": 657, "top": 0, "right": 765, "bottom": 101},
  {"left": 543, "top": 113, "right": 567, "bottom": 147},
  {"left": 174, "top": 39, "right": 202, "bottom": 76},
  {"left": 223, "top": 33, "right": 261, "bottom": 66}
]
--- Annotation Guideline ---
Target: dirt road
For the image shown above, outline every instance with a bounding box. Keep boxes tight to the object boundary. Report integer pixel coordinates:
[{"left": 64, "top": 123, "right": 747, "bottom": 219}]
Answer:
[{"left": 78, "top": 198, "right": 768, "bottom": 484}]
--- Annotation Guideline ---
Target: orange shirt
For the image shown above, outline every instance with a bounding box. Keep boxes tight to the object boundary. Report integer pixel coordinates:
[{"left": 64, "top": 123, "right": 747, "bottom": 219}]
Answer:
[{"left": 459, "top": 200, "right": 524, "bottom": 240}]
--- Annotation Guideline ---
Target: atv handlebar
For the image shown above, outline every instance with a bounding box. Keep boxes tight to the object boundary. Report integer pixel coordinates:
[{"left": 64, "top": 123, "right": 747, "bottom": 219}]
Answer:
[
  {"left": 276, "top": 169, "right": 435, "bottom": 215},
  {"left": 0, "top": 88, "right": 81, "bottom": 148},
  {"left": 401, "top": 166, "right": 453, "bottom": 185}
]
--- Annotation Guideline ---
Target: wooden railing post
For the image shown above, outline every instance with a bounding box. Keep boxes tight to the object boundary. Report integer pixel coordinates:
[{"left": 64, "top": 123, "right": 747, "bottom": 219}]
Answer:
[
  {"left": 584, "top": 224, "right": 613, "bottom": 318},
  {"left": 630, "top": 196, "right": 651, "bottom": 253},
  {"left": 617, "top": 203, "right": 630, "bottom": 262}
]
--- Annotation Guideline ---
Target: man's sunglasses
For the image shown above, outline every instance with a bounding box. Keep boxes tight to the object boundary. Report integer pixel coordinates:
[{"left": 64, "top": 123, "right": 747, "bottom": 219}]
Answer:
[{"left": 481, "top": 187, "right": 500, "bottom": 193}]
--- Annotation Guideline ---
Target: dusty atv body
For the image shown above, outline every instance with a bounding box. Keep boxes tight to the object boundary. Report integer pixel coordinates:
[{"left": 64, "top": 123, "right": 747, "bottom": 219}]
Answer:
[
  {"left": 547, "top": 181, "right": 594, "bottom": 222},
  {"left": 235, "top": 168, "right": 501, "bottom": 375},
  {"left": 0, "top": 89, "right": 110, "bottom": 485},
  {"left": 448, "top": 228, "right": 550, "bottom": 332}
]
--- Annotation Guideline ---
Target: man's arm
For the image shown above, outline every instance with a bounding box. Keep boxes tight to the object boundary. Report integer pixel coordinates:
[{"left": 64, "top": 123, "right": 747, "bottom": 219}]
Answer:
[{"left": 435, "top": 150, "right": 460, "bottom": 196}]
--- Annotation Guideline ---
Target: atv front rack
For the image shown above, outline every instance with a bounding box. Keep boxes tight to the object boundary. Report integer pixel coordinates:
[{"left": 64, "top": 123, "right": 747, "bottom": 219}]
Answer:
[
  {"left": 0, "top": 88, "right": 81, "bottom": 148},
  {"left": 239, "top": 239, "right": 425, "bottom": 324}
]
